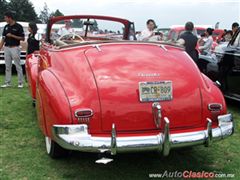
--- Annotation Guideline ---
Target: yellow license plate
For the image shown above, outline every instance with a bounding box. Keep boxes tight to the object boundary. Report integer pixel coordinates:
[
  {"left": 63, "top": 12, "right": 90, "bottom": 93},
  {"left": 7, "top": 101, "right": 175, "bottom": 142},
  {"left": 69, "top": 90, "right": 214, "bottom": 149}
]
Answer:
[{"left": 139, "top": 81, "right": 173, "bottom": 102}]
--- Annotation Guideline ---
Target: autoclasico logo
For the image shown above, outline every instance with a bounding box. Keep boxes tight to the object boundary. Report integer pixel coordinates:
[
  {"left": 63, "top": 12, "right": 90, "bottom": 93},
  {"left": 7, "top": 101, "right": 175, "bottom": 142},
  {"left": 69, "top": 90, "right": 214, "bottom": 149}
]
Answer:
[{"left": 148, "top": 170, "right": 235, "bottom": 179}]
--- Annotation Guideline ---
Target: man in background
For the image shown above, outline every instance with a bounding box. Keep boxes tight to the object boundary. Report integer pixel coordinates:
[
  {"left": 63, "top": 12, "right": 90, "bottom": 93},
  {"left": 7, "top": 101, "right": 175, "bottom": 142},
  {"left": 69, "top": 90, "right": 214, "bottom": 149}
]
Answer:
[
  {"left": 0, "top": 11, "right": 25, "bottom": 88},
  {"left": 177, "top": 21, "right": 198, "bottom": 63}
]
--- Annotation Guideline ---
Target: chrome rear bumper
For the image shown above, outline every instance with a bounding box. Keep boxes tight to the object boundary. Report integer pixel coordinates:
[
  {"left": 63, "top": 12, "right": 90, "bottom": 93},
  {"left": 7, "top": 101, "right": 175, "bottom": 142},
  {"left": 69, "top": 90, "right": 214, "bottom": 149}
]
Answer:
[{"left": 52, "top": 114, "right": 234, "bottom": 156}]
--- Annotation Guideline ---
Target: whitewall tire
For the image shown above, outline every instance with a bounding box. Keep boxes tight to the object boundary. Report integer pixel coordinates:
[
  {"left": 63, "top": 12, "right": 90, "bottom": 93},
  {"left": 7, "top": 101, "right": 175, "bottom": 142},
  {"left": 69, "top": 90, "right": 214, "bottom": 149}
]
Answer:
[{"left": 45, "top": 136, "right": 69, "bottom": 158}]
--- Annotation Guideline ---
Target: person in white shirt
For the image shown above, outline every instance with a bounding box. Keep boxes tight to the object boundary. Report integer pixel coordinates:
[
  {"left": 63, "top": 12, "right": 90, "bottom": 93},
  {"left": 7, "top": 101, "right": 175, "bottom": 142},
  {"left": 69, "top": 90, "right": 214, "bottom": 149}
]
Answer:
[
  {"left": 57, "top": 20, "right": 74, "bottom": 37},
  {"left": 138, "top": 19, "right": 156, "bottom": 41},
  {"left": 199, "top": 28, "right": 214, "bottom": 55}
]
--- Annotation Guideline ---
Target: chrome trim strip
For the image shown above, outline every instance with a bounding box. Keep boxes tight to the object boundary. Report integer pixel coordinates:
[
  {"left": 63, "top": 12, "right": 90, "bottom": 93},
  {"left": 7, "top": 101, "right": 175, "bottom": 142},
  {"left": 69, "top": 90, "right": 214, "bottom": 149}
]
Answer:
[
  {"left": 52, "top": 113, "right": 234, "bottom": 155},
  {"left": 111, "top": 124, "right": 117, "bottom": 155},
  {"left": 159, "top": 44, "right": 168, "bottom": 51},
  {"left": 93, "top": 44, "right": 101, "bottom": 52}
]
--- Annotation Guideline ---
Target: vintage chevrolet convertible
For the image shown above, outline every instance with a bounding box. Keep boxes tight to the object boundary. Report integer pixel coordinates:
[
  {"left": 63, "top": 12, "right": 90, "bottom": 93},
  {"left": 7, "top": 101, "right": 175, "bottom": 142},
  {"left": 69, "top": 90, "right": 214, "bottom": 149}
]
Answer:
[{"left": 26, "top": 15, "right": 234, "bottom": 158}]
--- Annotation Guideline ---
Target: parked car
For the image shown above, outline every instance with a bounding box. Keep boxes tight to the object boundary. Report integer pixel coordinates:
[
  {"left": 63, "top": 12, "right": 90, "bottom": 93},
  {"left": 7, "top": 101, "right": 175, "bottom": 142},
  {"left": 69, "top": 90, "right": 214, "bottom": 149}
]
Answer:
[
  {"left": 167, "top": 25, "right": 224, "bottom": 43},
  {"left": 198, "top": 28, "right": 240, "bottom": 102},
  {"left": 26, "top": 15, "right": 234, "bottom": 158},
  {"left": 155, "top": 28, "right": 170, "bottom": 41}
]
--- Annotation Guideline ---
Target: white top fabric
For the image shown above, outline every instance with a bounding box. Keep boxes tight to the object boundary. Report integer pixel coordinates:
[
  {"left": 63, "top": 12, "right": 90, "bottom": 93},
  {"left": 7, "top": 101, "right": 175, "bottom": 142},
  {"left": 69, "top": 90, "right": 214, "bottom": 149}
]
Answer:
[
  {"left": 199, "top": 35, "right": 213, "bottom": 54},
  {"left": 232, "top": 32, "right": 240, "bottom": 48},
  {"left": 137, "top": 29, "right": 153, "bottom": 41}
]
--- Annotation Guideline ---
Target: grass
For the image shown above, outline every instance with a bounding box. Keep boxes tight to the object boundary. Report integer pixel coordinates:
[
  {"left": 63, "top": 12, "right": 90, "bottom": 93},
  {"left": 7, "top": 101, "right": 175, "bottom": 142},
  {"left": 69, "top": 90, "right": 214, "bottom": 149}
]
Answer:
[{"left": 0, "top": 75, "right": 239, "bottom": 180}]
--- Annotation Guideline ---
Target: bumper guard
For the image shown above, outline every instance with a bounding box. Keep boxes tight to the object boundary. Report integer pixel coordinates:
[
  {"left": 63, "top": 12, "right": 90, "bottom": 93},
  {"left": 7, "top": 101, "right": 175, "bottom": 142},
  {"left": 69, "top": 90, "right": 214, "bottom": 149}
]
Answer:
[{"left": 52, "top": 114, "right": 234, "bottom": 156}]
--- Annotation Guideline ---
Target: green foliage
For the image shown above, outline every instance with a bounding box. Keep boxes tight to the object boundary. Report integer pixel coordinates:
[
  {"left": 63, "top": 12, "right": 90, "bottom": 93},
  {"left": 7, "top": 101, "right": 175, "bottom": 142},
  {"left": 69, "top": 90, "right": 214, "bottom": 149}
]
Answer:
[
  {"left": 0, "top": 1, "right": 64, "bottom": 24},
  {"left": 8, "top": 0, "right": 38, "bottom": 22},
  {"left": 0, "top": 0, "right": 9, "bottom": 21},
  {"left": 72, "top": 19, "right": 84, "bottom": 28},
  {"left": 38, "top": 2, "right": 50, "bottom": 24},
  {"left": 51, "top": 9, "right": 64, "bottom": 17},
  {"left": 38, "top": 4, "right": 65, "bottom": 24},
  {"left": 89, "top": 19, "right": 99, "bottom": 31}
]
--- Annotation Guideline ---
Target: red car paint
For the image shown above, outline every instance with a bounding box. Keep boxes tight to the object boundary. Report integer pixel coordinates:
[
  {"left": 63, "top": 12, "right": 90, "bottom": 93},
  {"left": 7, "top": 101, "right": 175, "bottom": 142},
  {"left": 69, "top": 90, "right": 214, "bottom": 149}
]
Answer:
[{"left": 25, "top": 16, "right": 229, "bottom": 154}]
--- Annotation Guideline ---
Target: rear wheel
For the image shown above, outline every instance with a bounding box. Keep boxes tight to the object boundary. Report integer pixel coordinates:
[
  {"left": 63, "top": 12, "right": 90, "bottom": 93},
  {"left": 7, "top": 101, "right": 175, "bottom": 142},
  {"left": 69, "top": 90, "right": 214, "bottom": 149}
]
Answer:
[{"left": 45, "top": 136, "right": 69, "bottom": 158}]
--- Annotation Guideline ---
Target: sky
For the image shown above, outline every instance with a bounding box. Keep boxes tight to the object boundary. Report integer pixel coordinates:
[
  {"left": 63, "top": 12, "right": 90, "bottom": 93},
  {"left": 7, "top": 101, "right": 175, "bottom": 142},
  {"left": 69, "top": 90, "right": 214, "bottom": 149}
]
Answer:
[{"left": 31, "top": 0, "right": 240, "bottom": 30}]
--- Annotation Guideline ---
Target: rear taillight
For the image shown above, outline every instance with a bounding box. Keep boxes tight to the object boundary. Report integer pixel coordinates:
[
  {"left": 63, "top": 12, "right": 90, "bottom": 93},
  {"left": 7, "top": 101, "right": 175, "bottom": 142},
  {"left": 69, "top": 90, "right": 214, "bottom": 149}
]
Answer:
[
  {"left": 208, "top": 103, "right": 222, "bottom": 112},
  {"left": 75, "top": 109, "right": 93, "bottom": 123}
]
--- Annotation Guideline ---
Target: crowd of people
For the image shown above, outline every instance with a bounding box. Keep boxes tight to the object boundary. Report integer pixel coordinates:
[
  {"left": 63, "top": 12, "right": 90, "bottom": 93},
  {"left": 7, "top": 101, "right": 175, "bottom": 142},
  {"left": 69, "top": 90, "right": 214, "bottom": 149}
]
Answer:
[
  {"left": 137, "top": 19, "right": 239, "bottom": 64},
  {"left": 0, "top": 11, "right": 239, "bottom": 88},
  {"left": 0, "top": 12, "right": 40, "bottom": 88}
]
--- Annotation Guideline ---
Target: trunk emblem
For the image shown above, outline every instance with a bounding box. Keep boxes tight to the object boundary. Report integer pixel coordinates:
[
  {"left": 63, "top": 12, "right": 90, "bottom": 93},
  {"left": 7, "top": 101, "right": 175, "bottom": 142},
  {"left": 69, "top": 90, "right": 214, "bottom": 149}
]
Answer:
[
  {"left": 138, "top": 73, "right": 160, "bottom": 77},
  {"left": 152, "top": 102, "right": 162, "bottom": 128}
]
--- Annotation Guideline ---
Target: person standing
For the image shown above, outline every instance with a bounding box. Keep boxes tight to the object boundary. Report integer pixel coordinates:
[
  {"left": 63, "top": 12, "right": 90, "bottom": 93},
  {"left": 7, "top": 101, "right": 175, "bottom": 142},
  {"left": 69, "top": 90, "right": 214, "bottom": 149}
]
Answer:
[
  {"left": 27, "top": 22, "right": 40, "bottom": 54},
  {"left": 0, "top": 11, "right": 25, "bottom": 88},
  {"left": 199, "top": 28, "right": 214, "bottom": 55},
  {"left": 177, "top": 22, "right": 198, "bottom": 62}
]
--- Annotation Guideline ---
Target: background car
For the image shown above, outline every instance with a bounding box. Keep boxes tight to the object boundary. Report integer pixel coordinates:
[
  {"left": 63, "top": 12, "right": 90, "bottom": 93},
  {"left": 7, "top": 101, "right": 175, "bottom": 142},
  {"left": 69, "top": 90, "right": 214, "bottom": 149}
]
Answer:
[
  {"left": 167, "top": 25, "right": 224, "bottom": 43},
  {"left": 198, "top": 27, "right": 240, "bottom": 102}
]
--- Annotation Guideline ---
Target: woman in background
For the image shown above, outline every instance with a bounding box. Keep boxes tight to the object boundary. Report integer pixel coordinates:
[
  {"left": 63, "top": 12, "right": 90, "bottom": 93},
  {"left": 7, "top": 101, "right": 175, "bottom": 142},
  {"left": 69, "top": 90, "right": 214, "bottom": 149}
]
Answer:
[
  {"left": 199, "top": 28, "right": 214, "bottom": 55},
  {"left": 138, "top": 19, "right": 157, "bottom": 41},
  {"left": 27, "top": 22, "right": 39, "bottom": 54}
]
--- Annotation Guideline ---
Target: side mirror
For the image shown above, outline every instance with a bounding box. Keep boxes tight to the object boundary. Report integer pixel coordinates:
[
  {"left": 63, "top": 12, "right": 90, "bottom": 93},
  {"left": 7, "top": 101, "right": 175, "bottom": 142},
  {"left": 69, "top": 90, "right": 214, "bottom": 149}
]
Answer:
[{"left": 214, "top": 81, "right": 221, "bottom": 88}]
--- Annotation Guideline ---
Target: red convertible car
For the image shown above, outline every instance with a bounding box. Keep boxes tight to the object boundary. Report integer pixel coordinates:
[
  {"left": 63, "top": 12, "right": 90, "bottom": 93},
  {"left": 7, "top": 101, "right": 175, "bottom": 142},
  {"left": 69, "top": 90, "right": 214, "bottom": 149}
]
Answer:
[{"left": 26, "top": 15, "right": 234, "bottom": 158}]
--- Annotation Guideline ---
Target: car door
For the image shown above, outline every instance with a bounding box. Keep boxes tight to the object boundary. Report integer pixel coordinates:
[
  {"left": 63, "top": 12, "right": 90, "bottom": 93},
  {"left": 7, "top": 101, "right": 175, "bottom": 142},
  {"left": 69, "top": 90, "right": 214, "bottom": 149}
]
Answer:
[{"left": 226, "top": 47, "right": 240, "bottom": 97}]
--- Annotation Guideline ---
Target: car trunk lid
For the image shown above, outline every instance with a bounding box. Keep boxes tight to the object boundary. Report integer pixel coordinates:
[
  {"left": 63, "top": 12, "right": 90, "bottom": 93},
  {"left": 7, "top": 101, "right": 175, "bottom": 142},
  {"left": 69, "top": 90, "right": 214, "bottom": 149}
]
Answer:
[{"left": 85, "top": 43, "right": 202, "bottom": 132}]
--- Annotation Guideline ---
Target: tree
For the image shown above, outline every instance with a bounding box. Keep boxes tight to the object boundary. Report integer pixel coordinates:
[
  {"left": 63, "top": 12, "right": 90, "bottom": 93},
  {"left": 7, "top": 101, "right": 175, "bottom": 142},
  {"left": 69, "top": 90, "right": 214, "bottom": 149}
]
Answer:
[
  {"left": 0, "top": 0, "right": 9, "bottom": 21},
  {"left": 38, "top": 2, "right": 50, "bottom": 24},
  {"left": 89, "top": 20, "right": 98, "bottom": 31},
  {"left": 50, "top": 9, "right": 64, "bottom": 17},
  {"left": 50, "top": 9, "right": 64, "bottom": 24},
  {"left": 8, "top": 0, "right": 39, "bottom": 22},
  {"left": 72, "top": 19, "right": 83, "bottom": 28}
]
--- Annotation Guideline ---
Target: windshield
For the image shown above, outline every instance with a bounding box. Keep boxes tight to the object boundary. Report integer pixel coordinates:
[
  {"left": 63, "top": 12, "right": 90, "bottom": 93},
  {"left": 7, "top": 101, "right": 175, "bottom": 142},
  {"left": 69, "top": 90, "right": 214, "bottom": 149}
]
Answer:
[{"left": 50, "top": 18, "right": 126, "bottom": 46}]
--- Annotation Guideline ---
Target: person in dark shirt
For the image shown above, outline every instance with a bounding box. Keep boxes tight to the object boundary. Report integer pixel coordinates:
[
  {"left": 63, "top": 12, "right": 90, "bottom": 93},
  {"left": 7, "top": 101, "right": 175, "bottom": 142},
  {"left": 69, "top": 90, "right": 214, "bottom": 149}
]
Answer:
[
  {"left": 27, "top": 22, "right": 40, "bottom": 54},
  {"left": 0, "top": 11, "right": 25, "bottom": 88},
  {"left": 177, "top": 22, "right": 198, "bottom": 63}
]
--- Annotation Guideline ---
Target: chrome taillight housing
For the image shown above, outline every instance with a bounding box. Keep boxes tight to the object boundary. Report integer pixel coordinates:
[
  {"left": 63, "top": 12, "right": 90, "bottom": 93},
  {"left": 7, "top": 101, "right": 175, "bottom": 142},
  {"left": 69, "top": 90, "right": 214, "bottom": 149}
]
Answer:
[
  {"left": 208, "top": 103, "right": 222, "bottom": 112},
  {"left": 75, "top": 109, "right": 93, "bottom": 123}
]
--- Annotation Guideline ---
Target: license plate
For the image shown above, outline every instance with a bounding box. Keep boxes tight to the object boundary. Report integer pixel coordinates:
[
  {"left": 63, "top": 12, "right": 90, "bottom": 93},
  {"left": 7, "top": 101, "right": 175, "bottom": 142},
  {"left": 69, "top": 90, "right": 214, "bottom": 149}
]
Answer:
[{"left": 139, "top": 81, "right": 173, "bottom": 102}]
